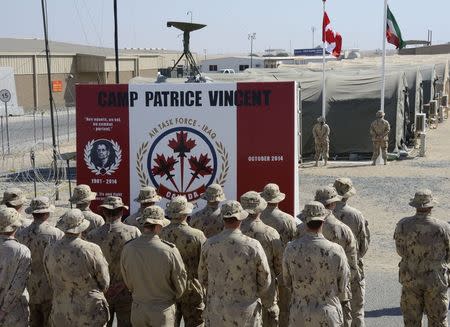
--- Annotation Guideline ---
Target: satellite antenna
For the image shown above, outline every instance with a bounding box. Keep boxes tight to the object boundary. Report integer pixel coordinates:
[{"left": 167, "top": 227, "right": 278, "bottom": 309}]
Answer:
[{"left": 167, "top": 21, "right": 206, "bottom": 76}]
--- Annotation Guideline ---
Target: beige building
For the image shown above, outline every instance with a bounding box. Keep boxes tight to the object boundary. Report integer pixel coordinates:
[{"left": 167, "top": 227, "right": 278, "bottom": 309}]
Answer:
[{"left": 0, "top": 38, "right": 186, "bottom": 111}]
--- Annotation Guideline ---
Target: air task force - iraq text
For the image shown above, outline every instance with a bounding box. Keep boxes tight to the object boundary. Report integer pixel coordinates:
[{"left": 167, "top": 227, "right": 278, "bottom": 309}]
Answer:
[{"left": 97, "top": 89, "right": 273, "bottom": 108}]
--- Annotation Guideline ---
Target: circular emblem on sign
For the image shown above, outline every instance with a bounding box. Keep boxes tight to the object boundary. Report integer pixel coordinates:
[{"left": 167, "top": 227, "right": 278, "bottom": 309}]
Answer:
[
  {"left": 84, "top": 139, "right": 122, "bottom": 175},
  {"left": 0, "top": 89, "right": 11, "bottom": 103},
  {"left": 136, "top": 127, "right": 228, "bottom": 201}
]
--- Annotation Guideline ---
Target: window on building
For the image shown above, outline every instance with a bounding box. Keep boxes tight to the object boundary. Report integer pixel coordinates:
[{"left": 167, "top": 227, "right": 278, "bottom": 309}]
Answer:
[
  {"left": 239, "top": 65, "right": 250, "bottom": 71},
  {"left": 255, "top": 64, "right": 261, "bottom": 68},
  {"left": 209, "top": 65, "right": 218, "bottom": 71}
]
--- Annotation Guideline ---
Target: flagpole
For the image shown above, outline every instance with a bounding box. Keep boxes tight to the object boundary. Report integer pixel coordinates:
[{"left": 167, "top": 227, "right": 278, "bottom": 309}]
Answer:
[
  {"left": 322, "top": 0, "right": 326, "bottom": 119},
  {"left": 380, "top": 0, "right": 388, "bottom": 112}
]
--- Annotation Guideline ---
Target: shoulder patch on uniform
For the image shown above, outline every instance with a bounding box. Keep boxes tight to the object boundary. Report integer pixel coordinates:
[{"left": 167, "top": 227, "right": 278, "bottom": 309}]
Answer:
[{"left": 162, "top": 240, "right": 176, "bottom": 247}]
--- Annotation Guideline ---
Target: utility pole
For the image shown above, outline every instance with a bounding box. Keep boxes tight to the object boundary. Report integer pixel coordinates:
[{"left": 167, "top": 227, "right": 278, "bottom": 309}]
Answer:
[
  {"left": 40, "top": 0, "right": 59, "bottom": 198},
  {"left": 311, "top": 26, "right": 316, "bottom": 48},
  {"left": 113, "top": 0, "right": 119, "bottom": 83},
  {"left": 248, "top": 33, "right": 256, "bottom": 68}
]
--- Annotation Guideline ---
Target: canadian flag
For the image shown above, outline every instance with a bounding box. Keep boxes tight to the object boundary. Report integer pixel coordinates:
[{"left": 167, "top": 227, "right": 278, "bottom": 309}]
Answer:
[{"left": 322, "top": 12, "right": 342, "bottom": 58}]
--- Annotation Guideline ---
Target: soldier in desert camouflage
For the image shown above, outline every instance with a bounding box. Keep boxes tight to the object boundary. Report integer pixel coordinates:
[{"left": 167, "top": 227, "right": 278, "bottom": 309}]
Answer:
[
  {"left": 121, "top": 206, "right": 187, "bottom": 327},
  {"left": 44, "top": 209, "right": 110, "bottom": 326},
  {"left": 190, "top": 184, "right": 225, "bottom": 238},
  {"left": 284, "top": 201, "right": 350, "bottom": 326},
  {"left": 124, "top": 186, "right": 161, "bottom": 228},
  {"left": 333, "top": 177, "right": 370, "bottom": 327},
  {"left": 16, "top": 197, "right": 63, "bottom": 327},
  {"left": 199, "top": 200, "right": 271, "bottom": 327},
  {"left": 1, "top": 187, "right": 32, "bottom": 230},
  {"left": 312, "top": 116, "right": 330, "bottom": 167},
  {"left": 394, "top": 189, "right": 450, "bottom": 327},
  {"left": 69, "top": 184, "right": 104, "bottom": 235},
  {"left": 260, "top": 183, "right": 297, "bottom": 326},
  {"left": 87, "top": 196, "right": 141, "bottom": 327},
  {"left": 0, "top": 207, "right": 31, "bottom": 327},
  {"left": 369, "top": 110, "right": 390, "bottom": 166},
  {"left": 241, "top": 191, "right": 283, "bottom": 327}
]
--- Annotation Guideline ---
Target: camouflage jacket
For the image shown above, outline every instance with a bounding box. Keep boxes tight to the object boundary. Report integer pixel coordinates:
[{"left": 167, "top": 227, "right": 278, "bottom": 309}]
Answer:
[
  {"left": 370, "top": 118, "right": 390, "bottom": 141},
  {"left": 80, "top": 208, "right": 105, "bottom": 235},
  {"left": 394, "top": 212, "right": 450, "bottom": 288},
  {"left": 43, "top": 235, "right": 110, "bottom": 325},
  {"left": 16, "top": 220, "right": 64, "bottom": 304},
  {"left": 190, "top": 203, "right": 223, "bottom": 238},
  {"left": 199, "top": 228, "right": 271, "bottom": 326},
  {"left": 121, "top": 233, "right": 187, "bottom": 307},
  {"left": 312, "top": 123, "right": 330, "bottom": 142},
  {"left": 283, "top": 232, "right": 350, "bottom": 325},
  {"left": 123, "top": 210, "right": 140, "bottom": 228},
  {"left": 160, "top": 220, "right": 206, "bottom": 280},
  {"left": 87, "top": 220, "right": 140, "bottom": 291},
  {"left": 334, "top": 202, "right": 370, "bottom": 259},
  {"left": 261, "top": 206, "right": 297, "bottom": 248},
  {"left": 0, "top": 235, "right": 31, "bottom": 319}
]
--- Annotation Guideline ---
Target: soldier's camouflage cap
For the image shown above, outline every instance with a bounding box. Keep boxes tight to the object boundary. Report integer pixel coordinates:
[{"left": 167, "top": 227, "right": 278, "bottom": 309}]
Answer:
[
  {"left": 134, "top": 186, "right": 161, "bottom": 204},
  {"left": 409, "top": 189, "right": 438, "bottom": 208},
  {"left": 25, "top": 196, "right": 55, "bottom": 214},
  {"left": 240, "top": 191, "right": 267, "bottom": 215},
  {"left": 376, "top": 110, "right": 385, "bottom": 118},
  {"left": 260, "top": 183, "right": 285, "bottom": 204},
  {"left": 333, "top": 177, "right": 356, "bottom": 198},
  {"left": 299, "top": 201, "right": 328, "bottom": 223},
  {"left": 137, "top": 205, "right": 170, "bottom": 227},
  {"left": 166, "top": 196, "right": 193, "bottom": 219},
  {"left": 57, "top": 209, "right": 90, "bottom": 234},
  {"left": 201, "top": 184, "right": 226, "bottom": 202},
  {"left": 1, "top": 187, "right": 27, "bottom": 207},
  {"left": 220, "top": 200, "right": 249, "bottom": 221},
  {"left": 0, "top": 207, "right": 22, "bottom": 232},
  {"left": 69, "top": 184, "right": 97, "bottom": 204},
  {"left": 314, "top": 186, "right": 342, "bottom": 205},
  {"left": 98, "top": 196, "right": 129, "bottom": 211}
]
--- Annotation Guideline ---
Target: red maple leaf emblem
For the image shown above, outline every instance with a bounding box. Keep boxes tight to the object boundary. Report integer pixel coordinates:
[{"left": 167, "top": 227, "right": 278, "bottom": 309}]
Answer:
[
  {"left": 185, "top": 154, "right": 213, "bottom": 191},
  {"left": 168, "top": 131, "right": 196, "bottom": 158},
  {"left": 151, "top": 154, "right": 180, "bottom": 191}
]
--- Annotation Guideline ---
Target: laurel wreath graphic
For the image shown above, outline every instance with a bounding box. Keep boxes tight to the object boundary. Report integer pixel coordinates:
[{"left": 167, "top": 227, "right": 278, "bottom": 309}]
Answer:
[
  {"left": 136, "top": 141, "right": 150, "bottom": 187},
  {"left": 215, "top": 141, "right": 229, "bottom": 187},
  {"left": 84, "top": 139, "right": 122, "bottom": 176}
]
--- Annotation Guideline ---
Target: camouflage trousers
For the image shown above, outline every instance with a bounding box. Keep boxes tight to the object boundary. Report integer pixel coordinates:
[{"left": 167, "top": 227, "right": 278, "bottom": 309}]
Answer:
[
  {"left": 288, "top": 301, "right": 343, "bottom": 327},
  {"left": 30, "top": 301, "right": 51, "bottom": 327},
  {"left": 314, "top": 141, "right": 329, "bottom": 161},
  {"left": 106, "top": 294, "right": 132, "bottom": 327},
  {"left": 342, "top": 301, "right": 352, "bottom": 327},
  {"left": 0, "top": 296, "right": 29, "bottom": 327},
  {"left": 350, "top": 277, "right": 365, "bottom": 327},
  {"left": 371, "top": 140, "right": 388, "bottom": 161},
  {"left": 131, "top": 302, "right": 176, "bottom": 327},
  {"left": 400, "top": 285, "right": 448, "bottom": 327},
  {"left": 175, "top": 281, "right": 205, "bottom": 327},
  {"left": 278, "top": 284, "right": 291, "bottom": 327},
  {"left": 204, "top": 299, "right": 262, "bottom": 327}
]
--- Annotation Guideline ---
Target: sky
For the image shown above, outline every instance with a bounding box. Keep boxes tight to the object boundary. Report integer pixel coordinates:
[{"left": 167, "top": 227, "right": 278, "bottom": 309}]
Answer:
[{"left": 3, "top": 0, "right": 450, "bottom": 54}]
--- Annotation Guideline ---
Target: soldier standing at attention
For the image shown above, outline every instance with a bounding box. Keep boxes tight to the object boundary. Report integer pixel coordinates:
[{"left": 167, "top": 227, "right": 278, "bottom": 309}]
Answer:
[
  {"left": 198, "top": 200, "right": 271, "bottom": 326},
  {"left": 394, "top": 189, "right": 450, "bottom": 326},
  {"left": 297, "top": 186, "right": 359, "bottom": 327},
  {"left": 284, "top": 201, "right": 350, "bottom": 326},
  {"left": 0, "top": 207, "right": 31, "bottom": 327},
  {"left": 240, "top": 191, "right": 283, "bottom": 327},
  {"left": 260, "top": 183, "right": 297, "bottom": 326},
  {"left": 161, "top": 196, "right": 206, "bottom": 327},
  {"left": 69, "top": 184, "right": 105, "bottom": 234},
  {"left": 87, "top": 196, "right": 141, "bottom": 327},
  {"left": 312, "top": 116, "right": 330, "bottom": 167},
  {"left": 124, "top": 186, "right": 161, "bottom": 228},
  {"left": 44, "top": 209, "right": 110, "bottom": 326},
  {"left": 1, "top": 187, "right": 32, "bottom": 229},
  {"left": 190, "top": 184, "right": 226, "bottom": 238},
  {"left": 16, "top": 197, "right": 63, "bottom": 327},
  {"left": 369, "top": 110, "right": 390, "bottom": 166},
  {"left": 333, "top": 177, "right": 370, "bottom": 327},
  {"left": 120, "top": 206, "right": 187, "bottom": 327}
]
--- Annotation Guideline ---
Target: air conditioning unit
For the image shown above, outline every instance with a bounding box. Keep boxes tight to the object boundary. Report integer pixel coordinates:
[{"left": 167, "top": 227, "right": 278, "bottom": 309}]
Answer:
[
  {"left": 441, "top": 95, "right": 448, "bottom": 107},
  {"left": 416, "top": 113, "right": 426, "bottom": 133},
  {"left": 429, "top": 100, "right": 438, "bottom": 117}
]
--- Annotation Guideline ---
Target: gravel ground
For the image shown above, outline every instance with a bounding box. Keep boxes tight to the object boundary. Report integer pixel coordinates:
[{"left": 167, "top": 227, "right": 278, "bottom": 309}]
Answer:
[{"left": 299, "top": 119, "right": 450, "bottom": 326}]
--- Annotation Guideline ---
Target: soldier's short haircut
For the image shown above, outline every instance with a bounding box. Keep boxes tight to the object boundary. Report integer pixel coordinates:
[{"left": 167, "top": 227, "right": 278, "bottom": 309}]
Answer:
[
  {"left": 306, "top": 220, "right": 324, "bottom": 230},
  {"left": 103, "top": 207, "right": 123, "bottom": 217},
  {"left": 142, "top": 223, "right": 158, "bottom": 231},
  {"left": 223, "top": 217, "right": 239, "bottom": 224}
]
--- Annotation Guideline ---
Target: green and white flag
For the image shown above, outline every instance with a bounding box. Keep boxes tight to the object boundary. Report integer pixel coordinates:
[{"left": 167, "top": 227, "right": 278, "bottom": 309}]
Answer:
[{"left": 386, "top": 6, "right": 405, "bottom": 49}]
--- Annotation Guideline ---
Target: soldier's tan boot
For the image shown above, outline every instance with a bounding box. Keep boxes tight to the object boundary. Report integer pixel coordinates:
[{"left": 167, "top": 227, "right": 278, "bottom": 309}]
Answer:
[
  {"left": 372, "top": 160, "right": 376, "bottom": 166},
  {"left": 315, "top": 160, "right": 319, "bottom": 167},
  {"left": 384, "top": 159, "right": 388, "bottom": 165},
  {"left": 324, "top": 159, "right": 328, "bottom": 166}
]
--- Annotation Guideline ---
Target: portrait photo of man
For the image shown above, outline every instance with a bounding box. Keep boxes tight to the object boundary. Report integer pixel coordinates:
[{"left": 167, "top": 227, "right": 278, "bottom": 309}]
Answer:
[{"left": 89, "top": 139, "right": 117, "bottom": 174}]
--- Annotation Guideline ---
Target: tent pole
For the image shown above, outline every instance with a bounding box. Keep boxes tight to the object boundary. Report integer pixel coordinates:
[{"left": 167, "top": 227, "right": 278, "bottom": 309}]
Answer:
[
  {"left": 322, "top": 0, "right": 326, "bottom": 119},
  {"left": 381, "top": 0, "right": 388, "bottom": 112}
]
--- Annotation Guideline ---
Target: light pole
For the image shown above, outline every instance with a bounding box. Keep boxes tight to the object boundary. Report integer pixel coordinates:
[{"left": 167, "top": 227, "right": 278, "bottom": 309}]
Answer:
[
  {"left": 311, "top": 26, "right": 316, "bottom": 48},
  {"left": 248, "top": 33, "right": 256, "bottom": 68},
  {"left": 187, "top": 11, "right": 193, "bottom": 23}
]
